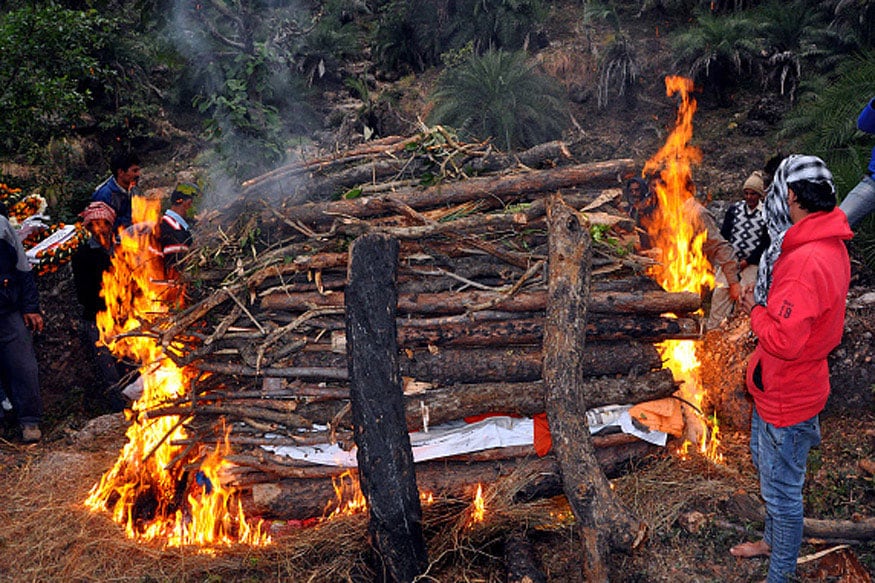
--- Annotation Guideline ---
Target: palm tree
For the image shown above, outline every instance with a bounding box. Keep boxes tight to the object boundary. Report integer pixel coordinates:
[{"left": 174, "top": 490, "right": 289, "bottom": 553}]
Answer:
[
  {"left": 752, "top": 0, "right": 842, "bottom": 100},
  {"left": 427, "top": 50, "right": 568, "bottom": 151},
  {"left": 781, "top": 51, "right": 875, "bottom": 268},
  {"left": 670, "top": 10, "right": 761, "bottom": 105},
  {"left": 585, "top": 2, "right": 639, "bottom": 109}
]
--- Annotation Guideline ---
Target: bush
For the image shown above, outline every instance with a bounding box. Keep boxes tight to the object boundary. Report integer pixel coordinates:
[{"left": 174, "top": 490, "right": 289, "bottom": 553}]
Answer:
[{"left": 427, "top": 50, "right": 568, "bottom": 151}]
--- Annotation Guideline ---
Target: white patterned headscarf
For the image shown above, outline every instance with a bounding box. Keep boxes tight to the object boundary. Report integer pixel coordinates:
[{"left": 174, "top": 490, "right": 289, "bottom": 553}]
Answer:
[{"left": 753, "top": 155, "right": 834, "bottom": 305}]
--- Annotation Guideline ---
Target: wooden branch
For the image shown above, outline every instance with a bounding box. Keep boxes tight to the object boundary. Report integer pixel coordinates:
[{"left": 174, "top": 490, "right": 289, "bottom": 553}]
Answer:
[
  {"left": 346, "top": 233, "right": 428, "bottom": 580},
  {"left": 260, "top": 288, "right": 701, "bottom": 316},
  {"left": 543, "top": 194, "right": 644, "bottom": 578},
  {"left": 274, "top": 159, "right": 635, "bottom": 229}
]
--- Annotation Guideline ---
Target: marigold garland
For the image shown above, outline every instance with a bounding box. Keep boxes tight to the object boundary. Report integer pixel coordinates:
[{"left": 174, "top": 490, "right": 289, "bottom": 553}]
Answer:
[
  {"left": 2, "top": 180, "right": 86, "bottom": 275},
  {"left": 0, "top": 182, "right": 24, "bottom": 204},
  {"left": 28, "top": 223, "right": 87, "bottom": 276},
  {"left": 8, "top": 194, "right": 48, "bottom": 225}
]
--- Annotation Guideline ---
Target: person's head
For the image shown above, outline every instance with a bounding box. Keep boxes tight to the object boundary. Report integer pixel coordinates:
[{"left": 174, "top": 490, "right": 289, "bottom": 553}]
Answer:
[
  {"left": 110, "top": 152, "right": 141, "bottom": 191},
  {"left": 769, "top": 155, "right": 835, "bottom": 225},
  {"left": 763, "top": 153, "right": 784, "bottom": 189},
  {"left": 624, "top": 177, "right": 648, "bottom": 204},
  {"left": 169, "top": 183, "right": 199, "bottom": 215},
  {"left": 741, "top": 172, "right": 764, "bottom": 210},
  {"left": 80, "top": 201, "right": 116, "bottom": 248}
]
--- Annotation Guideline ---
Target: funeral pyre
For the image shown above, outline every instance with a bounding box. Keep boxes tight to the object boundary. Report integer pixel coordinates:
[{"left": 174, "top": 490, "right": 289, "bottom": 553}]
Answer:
[{"left": 85, "top": 79, "right": 724, "bottom": 544}]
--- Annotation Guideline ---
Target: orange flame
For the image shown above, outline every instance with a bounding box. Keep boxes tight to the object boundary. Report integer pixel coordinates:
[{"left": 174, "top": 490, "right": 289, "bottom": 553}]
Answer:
[
  {"left": 324, "top": 470, "right": 368, "bottom": 519},
  {"left": 641, "top": 76, "right": 721, "bottom": 462},
  {"left": 85, "top": 197, "right": 270, "bottom": 546},
  {"left": 467, "top": 483, "right": 486, "bottom": 526}
]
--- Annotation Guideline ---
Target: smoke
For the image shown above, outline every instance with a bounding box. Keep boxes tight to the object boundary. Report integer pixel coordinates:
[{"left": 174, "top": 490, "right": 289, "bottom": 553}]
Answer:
[{"left": 165, "top": 0, "right": 314, "bottom": 212}]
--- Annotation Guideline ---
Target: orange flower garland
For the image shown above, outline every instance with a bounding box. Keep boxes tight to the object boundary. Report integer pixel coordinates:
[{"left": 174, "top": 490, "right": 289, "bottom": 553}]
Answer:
[
  {"left": 8, "top": 194, "right": 48, "bottom": 225},
  {"left": 30, "top": 224, "right": 87, "bottom": 275}
]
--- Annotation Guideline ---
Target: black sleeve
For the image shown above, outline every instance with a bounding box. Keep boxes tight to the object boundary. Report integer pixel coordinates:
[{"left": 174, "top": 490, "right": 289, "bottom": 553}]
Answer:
[
  {"left": 17, "top": 268, "right": 39, "bottom": 314},
  {"left": 719, "top": 205, "right": 734, "bottom": 242}
]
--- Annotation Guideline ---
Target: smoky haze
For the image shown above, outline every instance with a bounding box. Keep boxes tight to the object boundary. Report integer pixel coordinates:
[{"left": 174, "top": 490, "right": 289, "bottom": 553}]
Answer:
[{"left": 166, "top": 0, "right": 314, "bottom": 212}]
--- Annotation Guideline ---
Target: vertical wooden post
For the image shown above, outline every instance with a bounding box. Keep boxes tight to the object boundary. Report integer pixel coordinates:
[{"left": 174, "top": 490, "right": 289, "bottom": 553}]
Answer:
[
  {"left": 346, "top": 233, "right": 428, "bottom": 583},
  {"left": 543, "top": 194, "right": 646, "bottom": 581}
]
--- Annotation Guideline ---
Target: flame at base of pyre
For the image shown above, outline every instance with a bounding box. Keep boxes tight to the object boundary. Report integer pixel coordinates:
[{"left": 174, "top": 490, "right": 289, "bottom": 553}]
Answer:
[
  {"left": 84, "top": 197, "right": 269, "bottom": 547},
  {"left": 641, "top": 76, "right": 722, "bottom": 463}
]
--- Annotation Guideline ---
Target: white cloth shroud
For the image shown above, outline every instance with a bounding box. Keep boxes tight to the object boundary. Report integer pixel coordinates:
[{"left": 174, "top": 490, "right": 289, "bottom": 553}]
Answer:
[{"left": 261, "top": 404, "right": 667, "bottom": 467}]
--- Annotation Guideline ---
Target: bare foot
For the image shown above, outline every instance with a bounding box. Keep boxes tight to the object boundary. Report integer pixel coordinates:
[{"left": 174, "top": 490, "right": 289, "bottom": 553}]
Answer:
[{"left": 730, "top": 539, "right": 771, "bottom": 558}]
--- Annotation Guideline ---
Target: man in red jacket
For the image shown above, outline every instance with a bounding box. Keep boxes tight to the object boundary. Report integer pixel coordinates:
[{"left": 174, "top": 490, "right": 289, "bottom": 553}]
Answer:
[{"left": 732, "top": 155, "right": 852, "bottom": 583}]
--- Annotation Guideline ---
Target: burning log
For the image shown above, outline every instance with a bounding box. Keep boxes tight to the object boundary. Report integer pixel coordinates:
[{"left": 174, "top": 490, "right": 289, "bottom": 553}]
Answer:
[
  {"left": 243, "top": 435, "right": 659, "bottom": 520},
  {"left": 543, "top": 195, "right": 644, "bottom": 581},
  {"left": 345, "top": 233, "right": 428, "bottom": 581}
]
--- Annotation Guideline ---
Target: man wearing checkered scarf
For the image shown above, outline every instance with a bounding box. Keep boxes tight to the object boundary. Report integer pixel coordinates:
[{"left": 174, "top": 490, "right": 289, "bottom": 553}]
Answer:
[{"left": 732, "top": 155, "right": 853, "bottom": 582}]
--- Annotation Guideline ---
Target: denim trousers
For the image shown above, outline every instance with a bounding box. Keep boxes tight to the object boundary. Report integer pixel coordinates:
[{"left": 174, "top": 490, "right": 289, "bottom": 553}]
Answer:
[
  {"left": 750, "top": 407, "right": 821, "bottom": 583},
  {"left": 839, "top": 174, "right": 875, "bottom": 228},
  {"left": 0, "top": 311, "right": 42, "bottom": 424}
]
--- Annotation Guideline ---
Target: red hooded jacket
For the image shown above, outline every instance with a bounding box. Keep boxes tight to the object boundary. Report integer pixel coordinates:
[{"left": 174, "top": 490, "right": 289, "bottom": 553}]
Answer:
[{"left": 746, "top": 208, "right": 852, "bottom": 427}]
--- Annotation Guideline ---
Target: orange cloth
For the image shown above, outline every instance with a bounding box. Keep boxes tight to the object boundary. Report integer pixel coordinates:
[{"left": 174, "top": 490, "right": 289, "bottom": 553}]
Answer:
[
  {"left": 533, "top": 412, "right": 551, "bottom": 456},
  {"left": 628, "top": 398, "right": 684, "bottom": 437}
]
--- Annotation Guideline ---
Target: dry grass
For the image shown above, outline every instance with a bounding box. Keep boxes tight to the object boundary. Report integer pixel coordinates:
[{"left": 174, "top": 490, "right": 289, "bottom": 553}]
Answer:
[{"left": 0, "top": 424, "right": 869, "bottom": 583}]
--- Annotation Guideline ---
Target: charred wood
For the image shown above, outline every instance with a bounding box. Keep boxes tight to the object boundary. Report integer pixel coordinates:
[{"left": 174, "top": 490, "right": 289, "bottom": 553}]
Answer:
[
  {"left": 346, "top": 233, "right": 428, "bottom": 581},
  {"left": 543, "top": 195, "right": 644, "bottom": 579}
]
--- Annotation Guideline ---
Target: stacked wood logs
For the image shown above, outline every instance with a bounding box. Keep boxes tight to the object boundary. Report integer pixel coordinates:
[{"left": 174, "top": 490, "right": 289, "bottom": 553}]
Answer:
[{"left": 139, "top": 129, "right": 701, "bottom": 520}]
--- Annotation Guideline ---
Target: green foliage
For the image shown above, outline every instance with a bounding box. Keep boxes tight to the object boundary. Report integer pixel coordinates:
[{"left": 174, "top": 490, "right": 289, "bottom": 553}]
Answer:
[
  {"left": 176, "top": 0, "right": 318, "bottom": 181},
  {"left": 751, "top": 0, "right": 843, "bottom": 99},
  {"left": 586, "top": 2, "right": 639, "bottom": 109},
  {"left": 0, "top": 5, "right": 109, "bottom": 154},
  {"left": 670, "top": 10, "right": 761, "bottom": 104},
  {"left": 780, "top": 51, "right": 875, "bottom": 269},
  {"left": 371, "top": 0, "right": 545, "bottom": 73},
  {"left": 427, "top": 50, "right": 568, "bottom": 151},
  {"left": 830, "top": 0, "right": 875, "bottom": 49},
  {"left": 294, "top": 0, "right": 367, "bottom": 85}
]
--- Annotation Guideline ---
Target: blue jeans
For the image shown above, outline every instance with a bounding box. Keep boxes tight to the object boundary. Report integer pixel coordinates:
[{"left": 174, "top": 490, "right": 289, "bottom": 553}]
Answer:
[
  {"left": 750, "top": 407, "right": 821, "bottom": 583},
  {"left": 839, "top": 174, "right": 875, "bottom": 228},
  {"left": 0, "top": 311, "right": 42, "bottom": 424}
]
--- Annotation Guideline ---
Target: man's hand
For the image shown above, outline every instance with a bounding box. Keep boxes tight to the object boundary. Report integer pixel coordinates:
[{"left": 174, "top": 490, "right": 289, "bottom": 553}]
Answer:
[
  {"left": 729, "top": 281, "right": 742, "bottom": 301},
  {"left": 23, "top": 313, "right": 43, "bottom": 334}
]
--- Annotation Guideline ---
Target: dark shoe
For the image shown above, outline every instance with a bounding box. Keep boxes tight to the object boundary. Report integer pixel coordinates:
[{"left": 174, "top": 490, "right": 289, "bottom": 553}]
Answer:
[{"left": 21, "top": 423, "right": 41, "bottom": 443}]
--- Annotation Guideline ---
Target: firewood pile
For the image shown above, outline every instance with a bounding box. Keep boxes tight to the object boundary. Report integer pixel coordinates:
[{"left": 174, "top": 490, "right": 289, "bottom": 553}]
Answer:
[{"left": 143, "top": 128, "right": 702, "bottom": 519}]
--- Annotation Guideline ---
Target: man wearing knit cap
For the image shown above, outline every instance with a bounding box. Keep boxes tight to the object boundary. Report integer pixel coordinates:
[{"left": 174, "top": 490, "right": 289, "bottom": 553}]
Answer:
[
  {"left": 733, "top": 155, "right": 852, "bottom": 583},
  {"left": 159, "top": 183, "right": 197, "bottom": 280},
  {"left": 706, "top": 172, "right": 769, "bottom": 329}
]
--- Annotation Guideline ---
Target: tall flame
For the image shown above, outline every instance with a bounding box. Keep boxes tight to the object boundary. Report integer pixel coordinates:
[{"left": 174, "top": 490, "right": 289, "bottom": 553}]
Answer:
[
  {"left": 641, "top": 76, "right": 721, "bottom": 462},
  {"left": 85, "top": 197, "right": 270, "bottom": 546}
]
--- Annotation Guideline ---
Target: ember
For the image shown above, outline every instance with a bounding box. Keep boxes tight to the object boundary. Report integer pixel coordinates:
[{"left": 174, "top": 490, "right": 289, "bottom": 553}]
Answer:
[
  {"left": 84, "top": 197, "right": 270, "bottom": 547},
  {"left": 642, "top": 76, "right": 722, "bottom": 462}
]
